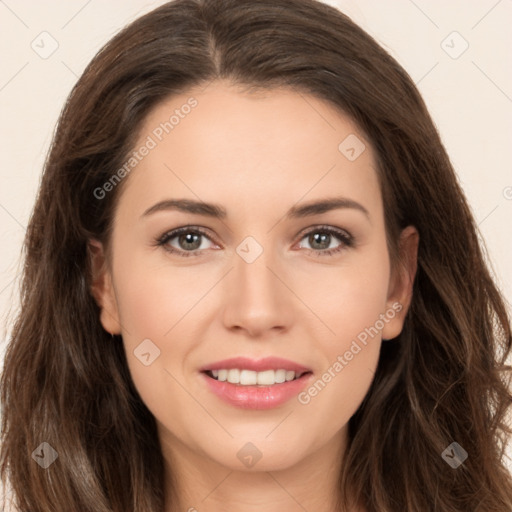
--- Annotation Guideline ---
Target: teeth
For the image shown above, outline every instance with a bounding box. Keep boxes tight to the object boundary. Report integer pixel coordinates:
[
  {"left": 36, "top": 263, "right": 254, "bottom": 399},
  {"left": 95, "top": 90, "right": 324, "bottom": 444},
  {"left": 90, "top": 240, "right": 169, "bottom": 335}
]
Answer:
[
  {"left": 275, "top": 369, "right": 286, "bottom": 383},
  {"left": 285, "top": 370, "right": 295, "bottom": 382},
  {"left": 208, "top": 369, "right": 304, "bottom": 385},
  {"left": 240, "top": 370, "right": 257, "bottom": 385},
  {"left": 228, "top": 369, "right": 241, "bottom": 383}
]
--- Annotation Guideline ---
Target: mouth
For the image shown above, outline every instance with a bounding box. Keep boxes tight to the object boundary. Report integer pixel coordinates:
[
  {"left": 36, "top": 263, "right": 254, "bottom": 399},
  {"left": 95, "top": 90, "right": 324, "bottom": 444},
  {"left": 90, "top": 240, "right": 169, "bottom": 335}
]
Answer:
[
  {"left": 200, "top": 369, "right": 314, "bottom": 410},
  {"left": 202, "top": 368, "right": 312, "bottom": 386},
  {"left": 199, "top": 358, "right": 314, "bottom": 410}
]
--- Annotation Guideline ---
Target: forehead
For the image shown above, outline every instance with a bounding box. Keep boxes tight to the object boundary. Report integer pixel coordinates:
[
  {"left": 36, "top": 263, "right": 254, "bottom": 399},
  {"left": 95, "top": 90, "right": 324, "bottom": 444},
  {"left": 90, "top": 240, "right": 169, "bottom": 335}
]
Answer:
[{"left": 117, "top": 81, "right": 382, "bottom": 219}]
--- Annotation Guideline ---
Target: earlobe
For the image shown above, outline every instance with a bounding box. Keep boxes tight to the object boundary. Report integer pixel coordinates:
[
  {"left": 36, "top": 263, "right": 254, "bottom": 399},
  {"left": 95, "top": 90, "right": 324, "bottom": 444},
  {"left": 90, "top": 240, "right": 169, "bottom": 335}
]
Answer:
[
  {"left": 88, "top": 239, "right": 122, "bottom": 335},
  {"left": 382, "top": 225, "right": 419, "bottom": 340}
]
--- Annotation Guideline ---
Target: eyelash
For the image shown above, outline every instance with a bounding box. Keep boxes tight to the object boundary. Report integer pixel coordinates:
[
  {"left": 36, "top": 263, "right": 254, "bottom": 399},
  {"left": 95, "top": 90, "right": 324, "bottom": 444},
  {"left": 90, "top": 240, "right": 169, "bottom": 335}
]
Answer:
[{"left": 154, "top": 225, "right": 354, "bottom": 258}]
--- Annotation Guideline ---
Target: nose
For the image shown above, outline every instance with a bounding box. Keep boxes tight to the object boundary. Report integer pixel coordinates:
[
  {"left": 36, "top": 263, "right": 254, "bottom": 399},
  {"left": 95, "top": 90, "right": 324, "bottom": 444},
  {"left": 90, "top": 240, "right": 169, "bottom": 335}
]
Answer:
[{"left": 221, "top": 242, "right": 294, "bottom": 338}]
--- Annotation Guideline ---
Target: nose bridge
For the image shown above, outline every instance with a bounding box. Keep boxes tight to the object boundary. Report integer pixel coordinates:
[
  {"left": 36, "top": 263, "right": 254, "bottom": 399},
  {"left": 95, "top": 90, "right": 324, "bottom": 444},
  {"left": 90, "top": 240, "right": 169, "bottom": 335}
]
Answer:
[
  {"left": 222, "top": 233, "right": 292, "bottom": 334},
  {"left": 234, "top": 233, "right": 281, "bottom": 301}
]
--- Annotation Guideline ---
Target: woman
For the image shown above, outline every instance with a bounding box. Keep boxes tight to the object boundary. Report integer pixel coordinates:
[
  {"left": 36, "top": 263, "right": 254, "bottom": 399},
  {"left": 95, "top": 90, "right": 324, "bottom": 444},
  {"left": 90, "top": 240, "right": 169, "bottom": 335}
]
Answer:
[{"left": 1, "top": 0, "right": 511, "bottom": 510}]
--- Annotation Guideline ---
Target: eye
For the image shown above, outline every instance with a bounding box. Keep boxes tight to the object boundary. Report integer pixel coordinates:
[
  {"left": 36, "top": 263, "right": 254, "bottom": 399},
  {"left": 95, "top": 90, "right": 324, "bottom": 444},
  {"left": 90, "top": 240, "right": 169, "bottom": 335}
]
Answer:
[
  {"left": 296, "top": 225, "right": 354, "bottom": 257},
  {"left": 155, "top": 226, "right": 216, "bottom": 257},
  {"left": 154, "top": 224, "right": 354, "bottom": 258}
]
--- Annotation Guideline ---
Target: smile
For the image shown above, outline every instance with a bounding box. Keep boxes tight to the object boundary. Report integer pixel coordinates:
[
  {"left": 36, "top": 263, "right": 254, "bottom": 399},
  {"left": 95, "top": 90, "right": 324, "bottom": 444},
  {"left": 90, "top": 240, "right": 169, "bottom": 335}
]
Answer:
[
  {"left": 205, "top": 368, "right": 309, "bottom": 386},
  {"left": 201, "top": 366, "right": 313, "bottom": 410}
]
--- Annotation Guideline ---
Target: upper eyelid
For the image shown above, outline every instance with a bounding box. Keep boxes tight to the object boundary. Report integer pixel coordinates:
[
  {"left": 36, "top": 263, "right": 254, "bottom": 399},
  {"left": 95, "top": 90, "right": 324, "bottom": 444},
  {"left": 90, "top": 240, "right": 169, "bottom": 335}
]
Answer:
[
  {"left": 296, "top": 225, "right": 352, "bottom": 239},
  {"left": 159, "top": 226, "right": 217, "bottom": 244}
]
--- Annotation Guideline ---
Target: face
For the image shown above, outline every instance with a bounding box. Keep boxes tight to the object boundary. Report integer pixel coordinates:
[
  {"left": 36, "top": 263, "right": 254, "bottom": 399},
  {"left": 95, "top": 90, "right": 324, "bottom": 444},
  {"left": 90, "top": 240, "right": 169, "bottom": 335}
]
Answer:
[{"left": 90, "top": 80, "right": 417, "bottom": 476}]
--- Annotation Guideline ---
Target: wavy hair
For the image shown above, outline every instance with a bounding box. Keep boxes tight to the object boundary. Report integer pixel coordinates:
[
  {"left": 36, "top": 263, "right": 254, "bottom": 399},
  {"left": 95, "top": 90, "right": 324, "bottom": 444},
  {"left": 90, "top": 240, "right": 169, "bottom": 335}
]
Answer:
[{"left": 1, "top": 0, "right": 512, "bottom": 510}]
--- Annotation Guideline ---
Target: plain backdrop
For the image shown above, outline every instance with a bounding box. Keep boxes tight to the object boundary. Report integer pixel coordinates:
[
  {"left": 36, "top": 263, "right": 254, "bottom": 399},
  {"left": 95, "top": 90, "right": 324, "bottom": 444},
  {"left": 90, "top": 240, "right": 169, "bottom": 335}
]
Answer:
[{"left": 0, "top": 0, "right": 511, "bottom": 477}]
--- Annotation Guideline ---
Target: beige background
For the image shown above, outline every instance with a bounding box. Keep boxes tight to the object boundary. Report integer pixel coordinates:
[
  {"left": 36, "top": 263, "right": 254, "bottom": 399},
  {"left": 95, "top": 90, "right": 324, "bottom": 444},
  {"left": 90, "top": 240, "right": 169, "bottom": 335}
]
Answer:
[{"left": 0, "top": 0, "right": 511, "bottom": 487}]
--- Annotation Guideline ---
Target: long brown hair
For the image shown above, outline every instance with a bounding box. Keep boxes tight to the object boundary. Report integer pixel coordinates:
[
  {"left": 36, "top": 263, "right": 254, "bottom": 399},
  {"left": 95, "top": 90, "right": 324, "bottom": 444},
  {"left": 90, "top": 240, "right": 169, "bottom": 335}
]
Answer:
[{"left": 2, "top": 0, "right": 511, "bottom": 510}]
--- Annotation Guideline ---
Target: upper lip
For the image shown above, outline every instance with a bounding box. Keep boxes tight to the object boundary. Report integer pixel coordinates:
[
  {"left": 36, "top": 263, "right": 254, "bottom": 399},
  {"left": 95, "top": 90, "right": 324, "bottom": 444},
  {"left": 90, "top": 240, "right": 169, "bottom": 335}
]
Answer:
[{"left": 200, "top": 357, "right": 312, "bottom": 373}]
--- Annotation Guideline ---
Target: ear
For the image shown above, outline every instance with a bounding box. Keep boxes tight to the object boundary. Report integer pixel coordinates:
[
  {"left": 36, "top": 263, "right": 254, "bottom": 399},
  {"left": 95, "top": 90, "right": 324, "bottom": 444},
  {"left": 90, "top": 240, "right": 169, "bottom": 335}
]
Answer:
[
  {"left": 382, "top": 225, "right": 419, "bottom": 340},
  {"left": 88, "top": 239, "right": 122, "bottom": 335}
]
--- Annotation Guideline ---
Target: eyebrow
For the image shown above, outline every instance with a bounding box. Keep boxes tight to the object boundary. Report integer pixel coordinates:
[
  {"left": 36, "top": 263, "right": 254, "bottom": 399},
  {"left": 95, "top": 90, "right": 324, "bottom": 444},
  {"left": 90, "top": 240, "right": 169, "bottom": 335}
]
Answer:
[{"left": 141, "top": 197, "right": 370, "bottom": 220}]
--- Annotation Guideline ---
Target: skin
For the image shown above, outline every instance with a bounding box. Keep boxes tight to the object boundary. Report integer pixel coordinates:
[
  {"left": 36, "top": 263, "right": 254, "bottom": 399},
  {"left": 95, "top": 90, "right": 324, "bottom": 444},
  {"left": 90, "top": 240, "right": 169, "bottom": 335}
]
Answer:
[{"left": 90, "top": 80, "right": 418, "bottom": 512}]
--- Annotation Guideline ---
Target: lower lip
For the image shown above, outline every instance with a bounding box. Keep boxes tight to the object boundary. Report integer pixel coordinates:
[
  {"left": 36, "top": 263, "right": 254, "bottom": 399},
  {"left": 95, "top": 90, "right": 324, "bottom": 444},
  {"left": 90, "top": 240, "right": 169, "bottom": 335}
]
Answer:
[{"left": 201, "top": 372, "right": 313, "bottom": 410}]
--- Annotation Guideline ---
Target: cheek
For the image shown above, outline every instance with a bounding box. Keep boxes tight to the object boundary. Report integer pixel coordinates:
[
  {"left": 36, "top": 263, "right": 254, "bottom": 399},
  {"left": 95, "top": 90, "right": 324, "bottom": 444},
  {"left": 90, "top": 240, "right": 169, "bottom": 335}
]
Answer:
[
  {"left": 295, "top": 299, "right": 385, "bottom": 439},
  {"left": 113, "top": 251, "right": 199, "bottom": 340},
  {"left": 293, "top": 247, "right": 390, "bottom": 424},
  {"left": 110, "top": 252, "right": 198, "bottom": 393},
  {"left": 294, "top": 241, "right": 391, "bottom": 342}
]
